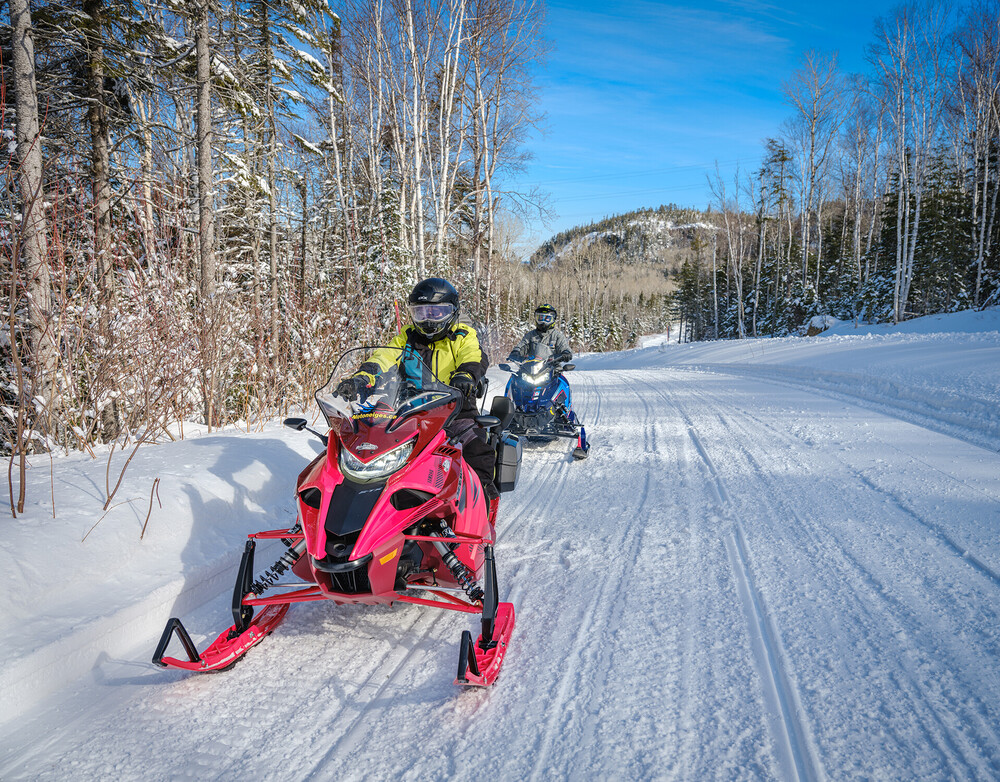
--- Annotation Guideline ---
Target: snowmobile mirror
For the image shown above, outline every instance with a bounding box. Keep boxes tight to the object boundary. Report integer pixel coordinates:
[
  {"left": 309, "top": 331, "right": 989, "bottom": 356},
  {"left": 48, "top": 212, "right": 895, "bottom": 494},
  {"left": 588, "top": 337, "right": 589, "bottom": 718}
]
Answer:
[
  {"left": 284, "top": 416, "right": 329, "bottom": 445},
  {"left": 562, "top": 363, "right": 576, "bottom": 372},
  {"left": 498, "top": 363, "right": 513, "bottom": 372},
  {"left": 475, "top": 414, "right": 502, "bottom": 431}
]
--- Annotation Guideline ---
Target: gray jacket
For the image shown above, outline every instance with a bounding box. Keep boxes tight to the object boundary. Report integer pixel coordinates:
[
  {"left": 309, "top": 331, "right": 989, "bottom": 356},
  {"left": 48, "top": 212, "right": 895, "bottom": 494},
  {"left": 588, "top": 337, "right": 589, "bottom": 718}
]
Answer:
[{"left": 511, "top": 327, "right": 571, "bottom": 362}]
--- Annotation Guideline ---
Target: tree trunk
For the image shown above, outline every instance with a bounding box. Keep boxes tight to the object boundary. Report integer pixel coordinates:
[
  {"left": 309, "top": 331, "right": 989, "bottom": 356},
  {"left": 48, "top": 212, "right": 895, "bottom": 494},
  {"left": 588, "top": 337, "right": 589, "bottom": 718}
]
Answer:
[
  {"left": 404, "top": 0, "right": 426, "bottom": 275},
  {"left": 84, "top": 0, "right": 120, "bottom": 440},
  {"left": 712, "top": 235, "right": 719, "bottom": 339},
  {"left": 260, "top": 2, "right": 280, "bottom": 360},
  {"left": 195, "top": 1, "right": 218, "bottom": 425},
  {"left": 300, "top": 176, "right": 308, "bottom": 300},
  {"left": 196, "top": 5, "right": 216, "bottom": 301},
  {"left": 10, "top": 0, "right": 59, "bottom": 441}
]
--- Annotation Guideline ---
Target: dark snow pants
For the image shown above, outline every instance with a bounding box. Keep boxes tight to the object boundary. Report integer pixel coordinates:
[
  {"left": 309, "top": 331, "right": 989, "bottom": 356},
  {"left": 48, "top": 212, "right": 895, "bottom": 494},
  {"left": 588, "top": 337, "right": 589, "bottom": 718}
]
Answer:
[{"left": 446, "top": 412, "right": 496, "bottom": 495}]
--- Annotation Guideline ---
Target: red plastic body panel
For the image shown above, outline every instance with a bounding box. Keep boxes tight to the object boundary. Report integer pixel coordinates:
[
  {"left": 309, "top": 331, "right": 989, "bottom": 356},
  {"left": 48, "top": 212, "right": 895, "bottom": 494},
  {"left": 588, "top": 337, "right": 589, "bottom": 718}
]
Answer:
[{"left": 291, "top": 423, "right": 492, "bottom": 600}]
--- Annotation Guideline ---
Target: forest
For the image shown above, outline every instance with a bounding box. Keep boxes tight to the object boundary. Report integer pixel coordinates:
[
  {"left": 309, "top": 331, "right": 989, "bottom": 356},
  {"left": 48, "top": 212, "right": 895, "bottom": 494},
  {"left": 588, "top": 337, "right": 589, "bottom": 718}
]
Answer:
[
  {"left": 2, "top": 0, "right": 550, "bottom": 487},
  {"left": 4, "top": 0, "right": 1000, "bottom": 494},
  {"left": 672, "top": 0, "right": 1000, "bottom": 341}
]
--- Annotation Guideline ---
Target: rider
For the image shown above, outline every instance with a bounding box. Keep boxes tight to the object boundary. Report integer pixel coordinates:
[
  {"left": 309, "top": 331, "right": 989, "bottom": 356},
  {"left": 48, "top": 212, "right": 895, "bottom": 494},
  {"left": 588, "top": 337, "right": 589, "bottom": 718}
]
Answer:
[
  {"left": 509, "top": 304, "right": 572, "bottom": 365},
  {"left": 335, "top": 278, "right": 499, "bottom": 501}
]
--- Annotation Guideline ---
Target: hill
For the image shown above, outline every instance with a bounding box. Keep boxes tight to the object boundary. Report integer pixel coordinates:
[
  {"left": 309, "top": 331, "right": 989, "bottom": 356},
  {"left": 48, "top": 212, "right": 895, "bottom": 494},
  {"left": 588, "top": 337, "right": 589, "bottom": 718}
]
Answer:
[{"left": 530, "top": 204, "right": 717, "bottom": 273}]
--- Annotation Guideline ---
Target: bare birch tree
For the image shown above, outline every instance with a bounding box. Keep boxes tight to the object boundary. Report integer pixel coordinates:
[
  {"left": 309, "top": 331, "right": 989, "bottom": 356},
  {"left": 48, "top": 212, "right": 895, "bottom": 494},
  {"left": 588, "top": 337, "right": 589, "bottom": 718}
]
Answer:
[
  {"left": 954, "top": 0, "right": 1000, "bottom": 306},
  {"left": 870, "top": 0, "right": 956, "bottom": 322},
  {"left": 194, "top": 0, "right": 220, "bottom": 425},
  {"left": 783, "top": 50, "right": 843, "bottom": 292},
  {"left": 709, "top": 164, "right": 747, "bottom": 338},
  {"left": 9, "top": 0, "right": 59, "bottom": 445}
]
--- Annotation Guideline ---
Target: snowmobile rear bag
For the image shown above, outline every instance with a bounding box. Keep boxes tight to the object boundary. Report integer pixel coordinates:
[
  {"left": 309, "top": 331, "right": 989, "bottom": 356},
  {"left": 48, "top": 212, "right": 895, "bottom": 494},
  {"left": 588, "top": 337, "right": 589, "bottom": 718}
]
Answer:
[{"left": 495, "top": 433, "right": 522, "bottom": 493}]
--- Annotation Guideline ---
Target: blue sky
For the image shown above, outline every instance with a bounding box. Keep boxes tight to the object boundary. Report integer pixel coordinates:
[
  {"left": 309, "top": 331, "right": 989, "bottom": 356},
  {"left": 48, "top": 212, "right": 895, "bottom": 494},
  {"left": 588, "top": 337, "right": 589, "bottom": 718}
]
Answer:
[{"left": 511, "top": 0, "right": 904, "bottom": 250}]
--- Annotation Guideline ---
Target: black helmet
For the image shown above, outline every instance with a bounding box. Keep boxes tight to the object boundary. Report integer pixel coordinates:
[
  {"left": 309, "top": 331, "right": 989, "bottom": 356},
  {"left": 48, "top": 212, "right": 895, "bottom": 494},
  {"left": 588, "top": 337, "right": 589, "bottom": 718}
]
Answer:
[
  {"left": 408, "top": 278, "right": 460, "bottom": 340},
  {"left": 534, "top": 303, "right": 557, "bottom": 332}
]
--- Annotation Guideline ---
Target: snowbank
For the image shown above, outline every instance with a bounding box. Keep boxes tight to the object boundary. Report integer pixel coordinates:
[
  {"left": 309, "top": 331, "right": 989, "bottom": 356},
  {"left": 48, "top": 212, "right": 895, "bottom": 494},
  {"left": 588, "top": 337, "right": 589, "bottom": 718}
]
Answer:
[
  {"left": 1, "top": 425, "right": 321, "bottom": 723},
  {"left": 589, "top": 308, "right": 1000, "bottom": 452},
  {"left": 821, "top": 306, "right": 1000, "bottom": 337}
]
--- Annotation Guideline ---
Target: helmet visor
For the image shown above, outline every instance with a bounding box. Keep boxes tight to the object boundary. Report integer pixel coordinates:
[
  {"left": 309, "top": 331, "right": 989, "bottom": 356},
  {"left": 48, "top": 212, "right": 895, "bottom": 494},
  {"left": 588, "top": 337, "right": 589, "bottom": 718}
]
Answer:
[
  {"left": 535, "top": 312, "right": 555, "bottom": 326},
  {"left": 409, "top": 303, "right": 455, "bottom": 323}
]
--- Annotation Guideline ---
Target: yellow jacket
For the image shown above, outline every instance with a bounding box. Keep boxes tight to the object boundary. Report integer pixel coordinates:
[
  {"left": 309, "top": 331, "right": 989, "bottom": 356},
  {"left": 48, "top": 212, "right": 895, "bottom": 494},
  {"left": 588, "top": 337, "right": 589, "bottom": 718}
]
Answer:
[{"left": 359, "top": 324, "right": 488, "bottom": 386}]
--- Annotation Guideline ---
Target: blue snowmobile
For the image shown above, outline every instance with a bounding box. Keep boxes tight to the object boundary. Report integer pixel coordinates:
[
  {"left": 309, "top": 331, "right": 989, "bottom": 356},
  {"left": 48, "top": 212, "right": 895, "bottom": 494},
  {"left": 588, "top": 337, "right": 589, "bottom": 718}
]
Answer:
[{"left": 498, "top": 355, "right": 590, "bottom": 459}]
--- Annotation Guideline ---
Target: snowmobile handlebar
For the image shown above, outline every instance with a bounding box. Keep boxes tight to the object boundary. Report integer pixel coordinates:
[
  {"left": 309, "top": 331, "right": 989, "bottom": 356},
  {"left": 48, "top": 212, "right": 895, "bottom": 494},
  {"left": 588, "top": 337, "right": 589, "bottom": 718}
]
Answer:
[{"left": 499, "top": 357, "right": 573, "bottom": 374}]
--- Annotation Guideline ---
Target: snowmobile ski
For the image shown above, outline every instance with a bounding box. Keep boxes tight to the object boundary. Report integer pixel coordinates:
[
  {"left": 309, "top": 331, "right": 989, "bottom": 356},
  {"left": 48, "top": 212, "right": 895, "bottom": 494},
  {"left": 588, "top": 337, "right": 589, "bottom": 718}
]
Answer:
[
  {"left": 152, "top": 603, "right": 289, "bottom": 672},
  {"left": 455, "top": 545, "right": 515, "bottom": 686},
  {"left": 455, "top": 602, "right": 515, "bottom": 686}
]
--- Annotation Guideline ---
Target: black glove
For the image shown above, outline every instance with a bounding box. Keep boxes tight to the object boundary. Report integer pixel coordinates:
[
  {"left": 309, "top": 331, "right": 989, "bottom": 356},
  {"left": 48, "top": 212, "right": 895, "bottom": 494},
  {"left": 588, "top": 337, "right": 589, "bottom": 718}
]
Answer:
[
  {"left": 556, "top": 350, "right": 572, "bottom": 362},
  {"left": 335, "top": 375, "right": 368, "bottom": 399},
  {"left": 450, "top": 372, "right": 476, "bottom": 400},
  {"left": 507, "top": 350, "right": 522, "bottom": 362}
]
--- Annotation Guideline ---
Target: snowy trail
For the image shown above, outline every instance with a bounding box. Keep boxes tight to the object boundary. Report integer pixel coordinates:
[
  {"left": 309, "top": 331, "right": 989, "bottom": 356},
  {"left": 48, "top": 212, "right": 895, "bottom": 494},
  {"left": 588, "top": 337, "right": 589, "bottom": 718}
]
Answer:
[
  {"left": 665, "top": 370, "right": 1000, "bottom": 780},
  {"left": 3, "top": 354, "right": 1000, "bottom": 780}
]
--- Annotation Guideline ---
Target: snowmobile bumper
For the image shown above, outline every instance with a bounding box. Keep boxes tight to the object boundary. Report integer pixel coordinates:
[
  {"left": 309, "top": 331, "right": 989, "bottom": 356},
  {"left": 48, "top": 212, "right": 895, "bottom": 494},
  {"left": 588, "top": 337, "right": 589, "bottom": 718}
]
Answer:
[
  {"left": 152, "top": 603, "right": 289, "bottom": 672},
  {"left": 509, "top": 410, "right": 579, "bottom": 439}
]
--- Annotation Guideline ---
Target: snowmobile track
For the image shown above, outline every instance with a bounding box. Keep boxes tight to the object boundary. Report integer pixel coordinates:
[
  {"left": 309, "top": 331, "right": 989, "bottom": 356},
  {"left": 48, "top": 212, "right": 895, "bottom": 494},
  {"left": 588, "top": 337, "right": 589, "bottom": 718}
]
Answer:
[
  {"left": 853, "top": 471, "right": 1000, "bottom": 591},
  {"left": 528, "top": 472, "right": 654, "bottom": 782},
  {"left": 300, "top": 485, "right": 539, "bottom": 780},
  {"left": 714, "top": 385, "right": 1000, "bottom": 595},
  {"left": 715, "top": 393, "right": 1000, "bottom": 681},
  {"left": 725, "top": 526, "right": 820, "bottom": 782},
  {"left": 672, "top": 364, "right": 1000, "bottom": 454},
  {"left": 639, "top": 375, "right": 823, "bottom": 782},
  {"left": 301, "top": 607, "right": 450, "bottom": 779},
  {"left": 687, "top": 378, "right": 1000, "bottom": 775}
]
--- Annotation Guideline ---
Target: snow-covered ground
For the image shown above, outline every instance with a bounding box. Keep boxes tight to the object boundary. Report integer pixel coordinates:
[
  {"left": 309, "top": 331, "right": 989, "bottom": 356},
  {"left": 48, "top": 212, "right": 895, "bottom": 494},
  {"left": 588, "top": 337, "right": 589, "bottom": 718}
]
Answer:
[{"left": 2, "top": 308, "right": 999, "bottom": 780}]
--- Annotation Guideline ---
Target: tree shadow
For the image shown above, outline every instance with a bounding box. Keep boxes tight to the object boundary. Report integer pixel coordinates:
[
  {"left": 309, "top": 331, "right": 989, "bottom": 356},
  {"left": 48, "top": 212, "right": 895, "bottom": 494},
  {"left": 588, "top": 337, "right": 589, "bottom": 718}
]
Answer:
[{"left": 159, "top": 433, "right": 324, "bottom": 655}]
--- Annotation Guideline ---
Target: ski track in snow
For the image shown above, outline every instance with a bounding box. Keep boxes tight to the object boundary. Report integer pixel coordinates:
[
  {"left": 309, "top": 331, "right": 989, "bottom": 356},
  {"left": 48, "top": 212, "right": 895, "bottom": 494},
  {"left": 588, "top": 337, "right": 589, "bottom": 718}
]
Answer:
[
  {"left": 640, "top": 376, "right": 821, "bottom": 782},
  {"left": 673, "top": 363, "right": 1000, "bottom": 455},
  {"left": 2, "top": 334, "right": 1000, "bottom": 781},
  {"left": 718, "top": 385, "right": 1000, "bottom": 596},
  {"left": 299, "top": 434, "right": 574, "bottom": 779},
  {"left": 676, "top": 372, "right": 1000, "bottom": 780}
]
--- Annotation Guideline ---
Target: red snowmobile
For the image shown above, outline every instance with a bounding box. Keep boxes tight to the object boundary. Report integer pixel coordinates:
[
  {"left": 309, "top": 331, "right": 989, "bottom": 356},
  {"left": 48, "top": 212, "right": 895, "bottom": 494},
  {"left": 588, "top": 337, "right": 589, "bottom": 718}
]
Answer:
[{"left": 153, "top": 346, "right": 522, "bottom": 686}]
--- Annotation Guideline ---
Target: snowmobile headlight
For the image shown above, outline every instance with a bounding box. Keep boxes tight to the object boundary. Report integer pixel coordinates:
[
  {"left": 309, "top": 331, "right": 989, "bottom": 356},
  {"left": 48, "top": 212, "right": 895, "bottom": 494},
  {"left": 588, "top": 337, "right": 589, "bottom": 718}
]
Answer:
[
  {"left": 526, "top": 371, "right": 549, "bottom": 385},
  {"left": 339, "top": 439, "right": 415, "bottom": 481}
]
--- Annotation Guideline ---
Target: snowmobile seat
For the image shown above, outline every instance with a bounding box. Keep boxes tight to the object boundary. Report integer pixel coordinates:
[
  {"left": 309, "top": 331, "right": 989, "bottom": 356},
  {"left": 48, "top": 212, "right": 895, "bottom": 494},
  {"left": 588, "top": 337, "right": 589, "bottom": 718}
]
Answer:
[{"left": 488, "top": 396, "right": 515, "bottom": 433}]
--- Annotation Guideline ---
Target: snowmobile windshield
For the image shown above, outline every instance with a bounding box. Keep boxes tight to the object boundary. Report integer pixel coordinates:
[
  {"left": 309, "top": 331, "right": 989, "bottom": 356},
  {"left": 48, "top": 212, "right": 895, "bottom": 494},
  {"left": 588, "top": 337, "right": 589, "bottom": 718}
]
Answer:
[
  {"left": 526, "top": 341, "right": 553, "bottom": 361},
  {"left": 316, "top": 346, "right": 462, "bottom": 437}
]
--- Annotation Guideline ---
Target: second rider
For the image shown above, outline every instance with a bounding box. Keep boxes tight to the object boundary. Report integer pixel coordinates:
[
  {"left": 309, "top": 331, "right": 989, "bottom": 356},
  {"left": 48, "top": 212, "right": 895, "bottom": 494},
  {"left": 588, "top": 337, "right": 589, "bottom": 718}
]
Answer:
[{"left": 509, "top": 303, "right": 572, "bottom": 364}]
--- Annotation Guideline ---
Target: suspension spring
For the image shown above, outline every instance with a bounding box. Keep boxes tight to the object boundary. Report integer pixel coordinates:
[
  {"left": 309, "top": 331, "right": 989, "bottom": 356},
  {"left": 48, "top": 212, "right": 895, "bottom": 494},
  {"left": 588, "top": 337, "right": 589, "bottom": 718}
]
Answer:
[
  {"left": 250, "top": 539, "right": 306, "bottom": 596},
  {"left": 431, "top": 520, "right": 484, "bottom": 603}
]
